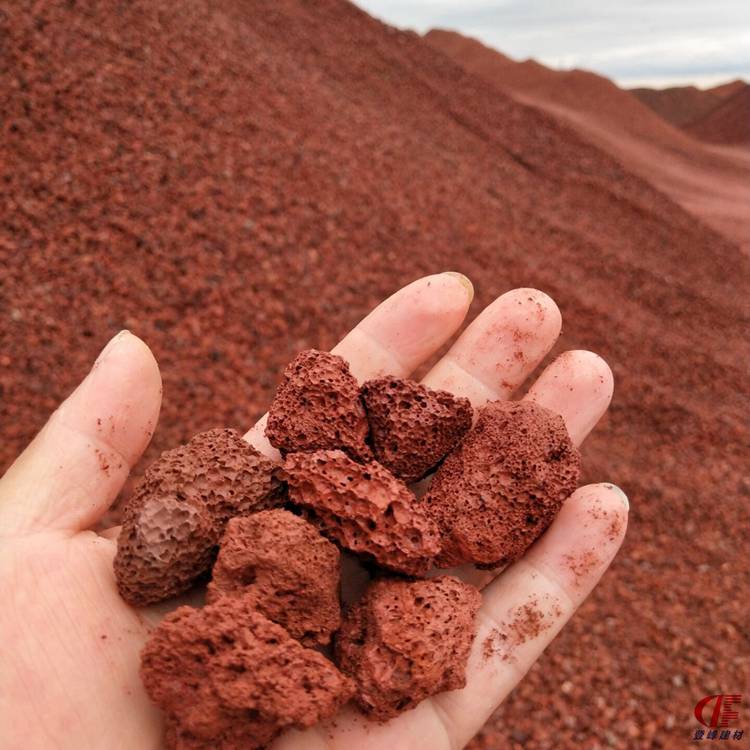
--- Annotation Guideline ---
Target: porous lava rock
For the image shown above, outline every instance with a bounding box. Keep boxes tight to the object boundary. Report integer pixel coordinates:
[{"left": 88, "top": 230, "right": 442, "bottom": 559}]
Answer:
[
  {"left": 361, "top": 376, "right": 473, "bottom": 482},
  {"left": 282, "top": 450, "right": 440, "bottom": 576},
  {"left": 266, "top": 349, "right": 371, "bottom": 461},
  {"left": 424, "top": 400, "right": 581, "bottom": 568},
  {"left": 141, "top": 598, "right": 355, "bottom": 750},
  {"left": 207, "top": 509, "right": 342, "bottom": 646},
  {"left": 115, "top": 428, "right": 284, "bottom": 606},
  {"left": 335, "top": 575, "right": 482, "bottom": 720}
]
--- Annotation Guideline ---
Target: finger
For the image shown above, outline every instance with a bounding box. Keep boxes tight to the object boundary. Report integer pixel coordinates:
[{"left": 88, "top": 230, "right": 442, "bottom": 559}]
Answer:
[
  {"left": 430, "top": 483, "right": 629, "bottom": 749},
  {"left": 421, "top": 288, "right": 561, "bottom": 407},
  {"left": 524, "top": 349, "right": 614, "bottom": 446},
  {"left": 244, "top": 272, "right": 474, "bottom": 455},
  {"left": 99, "top": 525, "right": 122, "bottom": 540},
  {"left": 0, "top": 331, "right": 162, "bottom": 536}
]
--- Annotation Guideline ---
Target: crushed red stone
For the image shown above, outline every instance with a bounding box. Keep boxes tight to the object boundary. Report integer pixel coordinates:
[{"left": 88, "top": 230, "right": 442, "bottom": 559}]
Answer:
[
  {"left": 335, "top": 576, "right": 482, "bottom": 720},
  {"left": 3, "top": 1, "right": 748, "bottom": 747},
  {"left": 361, "top": 376, "right": 473, "bottom": 482},
  {"left": 282, "top": 449, "right": 441, "bottom": 576},
  {"left": 686, "top": 84, "right": 750, "bottom": 145},
  {"left": 141, "top": 598, "right": 354, "bottom": 750},
  {"left": 266, "top": 349, "right": 371, "bottom": 461},
  {"left": 114, "top": 428, "right": 284, "bottom": 606},
  {"left": 424, "top": 401, "right": 581, "bottom": 568},
  {"left": 207, "top": 509, "right": 342, "bottom": 647}
]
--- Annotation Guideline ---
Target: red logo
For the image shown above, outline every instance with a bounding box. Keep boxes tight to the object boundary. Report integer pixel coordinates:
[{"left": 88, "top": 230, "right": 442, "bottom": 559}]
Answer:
[{"left": 695, "top": 695, "right": 742, "bottom": 728}]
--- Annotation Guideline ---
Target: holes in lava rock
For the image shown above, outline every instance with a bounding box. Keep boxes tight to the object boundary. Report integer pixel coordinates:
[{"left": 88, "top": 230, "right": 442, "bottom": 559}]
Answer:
[{"left": 239, "top": 566, "right": 257, "bottom": 586}]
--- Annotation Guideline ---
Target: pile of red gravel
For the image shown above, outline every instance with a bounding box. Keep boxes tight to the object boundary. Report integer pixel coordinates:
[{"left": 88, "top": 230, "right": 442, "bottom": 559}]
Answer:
[
  {"left": 686, "top": 84, "right": 750, "bottom": 145},
  {"left": 424, "top": 29, "right": 750, "bottom": 252},
  {"left": 629, "top": 81, "right": 744, "bottom": 129},
  {"left": 1, "top": 0, "right": 748, "bottom": 747}
]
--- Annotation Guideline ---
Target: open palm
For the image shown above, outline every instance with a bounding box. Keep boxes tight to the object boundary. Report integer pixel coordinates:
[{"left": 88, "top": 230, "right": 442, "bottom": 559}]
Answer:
[{"left": 0, "top": 274, "right": 628, "bottom": 750}]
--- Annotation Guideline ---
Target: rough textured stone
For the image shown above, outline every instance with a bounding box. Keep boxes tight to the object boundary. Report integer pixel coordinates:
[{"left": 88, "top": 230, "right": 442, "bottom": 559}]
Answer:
[
  {"left": 361, "top": 376, "right": 473, "bottom": 482},
  {"left": 266, "top": 349, "right": 371, "bottom": 461},
  {"left": 424, "top": 400, "right": 581, "bottom": 568},
  {"left": 282, "top": 450, "right": 440, "bottom": 576},
  {"left": 141, "top": 598, "right": 355, "bottom": 750},
  {"left": 115, "top": 428, "right": 284, "bottom": 606},
  {"left": 335, "top": 576, "right": 482, "bottom": 720},
  {"left": 207, "top": 509, "right": 342, "bottom": 646}
]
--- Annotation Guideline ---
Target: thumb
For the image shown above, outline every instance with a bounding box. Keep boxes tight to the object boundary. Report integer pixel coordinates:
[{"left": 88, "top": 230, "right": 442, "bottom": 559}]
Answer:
[{"left": 0, "top": 331, "right": 162, "bottom": 536}]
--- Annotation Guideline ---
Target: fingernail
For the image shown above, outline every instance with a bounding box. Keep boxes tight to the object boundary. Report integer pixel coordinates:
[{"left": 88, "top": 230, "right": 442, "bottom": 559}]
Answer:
[
  {"left": 94, "top": 330, "right": 130, "bottom": 367},
  {"left": 607, "top": 483, "right": 629, "bottom": 511},
  {"left": 445, "top": 271, "right": 474, "bottom": 302}
]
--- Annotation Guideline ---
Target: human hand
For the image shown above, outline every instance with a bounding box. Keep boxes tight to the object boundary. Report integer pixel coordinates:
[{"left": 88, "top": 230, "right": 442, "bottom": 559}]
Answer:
[{"left": 0, "top": 273, "right": 627, "bottom": 750}]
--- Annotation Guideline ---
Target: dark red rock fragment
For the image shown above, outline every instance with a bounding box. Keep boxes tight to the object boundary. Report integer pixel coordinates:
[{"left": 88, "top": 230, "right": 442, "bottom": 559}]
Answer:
[
  {"left": 282, "top": 450, "right": 440, "bottom": 576},
  {"left": 207, "top": 509, "right": 342, "bottom": 646},
  {"left": 141, "top": 598, "right": 355, "bottom": 750},
  {"left": 265, "top": 349, "right": 371, "bottom": 461},
  {"left": 424, "top": 400, "right": 581, "bottom": 568},
  {"left": 361, "top": 375, "right": 473, "bottom": 482},
  {"left": 115, "top": 428, "right": 284, "bottom": 606},
  {"left": 335, "top": 575, "right": 481, "bottom": 720}
]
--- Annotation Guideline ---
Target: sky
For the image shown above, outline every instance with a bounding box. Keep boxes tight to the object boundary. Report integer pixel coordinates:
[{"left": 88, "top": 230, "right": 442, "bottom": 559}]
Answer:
[{"left": 355, "top": 0, "right": 750, "bottom": 88}]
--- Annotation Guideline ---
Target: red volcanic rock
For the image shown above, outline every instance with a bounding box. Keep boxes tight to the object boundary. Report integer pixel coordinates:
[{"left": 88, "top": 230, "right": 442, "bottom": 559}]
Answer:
[
  {"left": 207, "top": 509, "right": 342, "bottom": 646},
  {"left": 361, "top": 376, "right": 473, "bottom": 482},
  {"left": 282, "top": 450, "right": 440, "bottom": 576},
  {"left": 335, "top": 576, "right": 481, "bottom": 720},
  {"left": 115, "top": 428, "right": 284, "bottom": 606},
  {"left": 266, "top": 349, "right": 371, "bottom": 461},
  {"left": 141, "top": 598, "right": 355, "bottom": 750},
  {"left": 424, "top": 401, "right": 581, "bottom": 568}
]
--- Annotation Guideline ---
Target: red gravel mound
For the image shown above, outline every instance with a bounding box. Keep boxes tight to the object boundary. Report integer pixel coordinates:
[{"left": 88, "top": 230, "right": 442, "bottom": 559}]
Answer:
[
  {"left": 686, "top": 84, "right": 750, "bottom": 144},
  {"left": 207, "top": 510, "right": 342, "bottom": 646},
  {"left": 425, "top": 401, "right": 580, "bottom": 568},
  {"left": 282, "top": 450, "right": 440, "bottom": 576},
  {"left": 266, "top": 349, "right": 371, "bottom": 461},
  {"left": 630, "top": 84, "right": 728, "bottom": 128},
  {"left": 336, "top": 575, "right": 481, "bottom": 719},
  {"left": 114, "top": 428, "right": 283, "bottom": 606},
  {"left": 426, "top": 29, "right": 750, "bottom": 251},
  {"left": 2, "top": 1, "right": 749, "bottom": 747},
  {"left": 361, "top": 376, "right": 472, "bottom": 482},
  {"left": 141, "top": 598, "right": 354, "bottom": 749}
]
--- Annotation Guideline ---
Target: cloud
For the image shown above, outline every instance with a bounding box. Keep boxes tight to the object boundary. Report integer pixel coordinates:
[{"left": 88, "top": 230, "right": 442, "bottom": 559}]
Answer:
[{"left": 356, "top": 0, "right": 750, "bottom": 87}]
